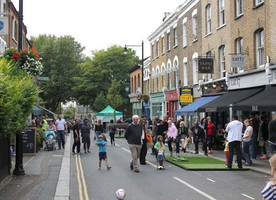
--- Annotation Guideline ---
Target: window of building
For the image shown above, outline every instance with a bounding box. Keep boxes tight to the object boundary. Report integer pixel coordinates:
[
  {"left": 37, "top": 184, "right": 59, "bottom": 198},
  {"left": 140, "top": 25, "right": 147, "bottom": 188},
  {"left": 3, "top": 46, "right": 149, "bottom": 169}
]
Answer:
[
  {"left": 138, "top": 74, "right": 140, "bottom": 88},
  {"left": 206, "top": 4, "right": 211, "bottom": 34},
  {"left": 152, "top": 69, "right": 155, "bottom": 92},
  {"left": 12, "top": 17, "right": 18, "bottom": 41},
  {"left": 236, "top": 37, "right": 243, "bottom": 54},
  {"left": 183, "top": 18, "right": 187, "bottom": 47},
  {"left": 152, "top": 44, "right": 155, "bottom": 59},
  {"left": 174, "top": 27, "right": 178, "bottom": 47},
  {"left": 236, "top": 0, "right": 243, "bottom": 17},
  {"left": 161, "top": 37, "right": 165, "bottom": 54},
  {"left": 218, "top": 0, "right": 225, "bottom": 26},
  {"left": 193, "top": 53, "right": 198, "bottom": 85},
  {"left": 192, "top": 10, "right": 197, "bottom": 40},
  {"left": 167, "top": 32, "right": 171, "bottom": 51},
  {"left": 256, "top": 29, "right": 264, "bottom": 67},
  {"left": 173, "top": 60, "right": 178, "bottom": 88},
  {"left": 219, "top": 45, "right": 226, "bottom": 78},
  {"left": 183, "top": 58, "right": 188, "bottom": 86},
  {"left": 156, "top": 40, "right": 159, "bottom": 57},
  {"left": 255, "top": 0, "right": 264, "bottom": 6},
  {"left": 131, "top": 77, "right": 133, "bottom": 93},
  {"left": 134, "top": 75, "right": 137, "bottom": 91},
  {"left": 156, "top": 67, "right": 160, "bottom": 91},
  {"left": 167, "top": 63, "right": 171, "bottom": 89},
  {"left": 161, "top": 64, "right": 166, "bottom": 89},
  {"left": 206, "top": 51, "right": 213, "bottom": 81}
]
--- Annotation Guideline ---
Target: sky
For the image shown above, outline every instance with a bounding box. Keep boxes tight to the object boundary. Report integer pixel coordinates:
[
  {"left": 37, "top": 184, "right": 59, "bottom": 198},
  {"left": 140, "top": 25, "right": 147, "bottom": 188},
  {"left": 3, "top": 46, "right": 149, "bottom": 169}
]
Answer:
[{"left": 12, "top": 0, "right": 185, "bottom": 58}]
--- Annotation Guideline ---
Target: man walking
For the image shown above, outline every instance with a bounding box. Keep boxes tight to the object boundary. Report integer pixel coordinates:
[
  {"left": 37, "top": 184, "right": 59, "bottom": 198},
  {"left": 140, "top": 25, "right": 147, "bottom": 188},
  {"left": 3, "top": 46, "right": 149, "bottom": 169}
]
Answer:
[
  {"left": 125, "top": 115, "right": 144, "bottom": 173},
  {"left": 72, "top": 119, "right": 80, "bottom": 154},
  {"left": 225, "top": 115, "right": 243, "bottom": 169},
  {"left": 55, "top": 114, "right": 67, "bottom": 149}
]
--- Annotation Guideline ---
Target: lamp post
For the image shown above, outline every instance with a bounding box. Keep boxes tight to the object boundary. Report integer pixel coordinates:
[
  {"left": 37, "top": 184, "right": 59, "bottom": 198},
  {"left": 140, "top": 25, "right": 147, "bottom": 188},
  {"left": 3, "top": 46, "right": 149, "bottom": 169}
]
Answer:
[
  {"left": 13, "top": 0, "right": 25, "bottom": 176},
  {"left": 124, "top": 41, "right": 144, "bottom": 114}
]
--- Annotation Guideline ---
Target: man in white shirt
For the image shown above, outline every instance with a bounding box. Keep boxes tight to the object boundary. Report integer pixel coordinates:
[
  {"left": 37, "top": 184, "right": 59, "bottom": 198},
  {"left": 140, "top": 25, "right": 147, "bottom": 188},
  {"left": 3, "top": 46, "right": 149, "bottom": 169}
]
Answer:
[
  {"left": 225, "top": 115, "right": 243, "bottom": 169},
  {"left": 55, "top": 114, "right": 67, "bottom": 149}
]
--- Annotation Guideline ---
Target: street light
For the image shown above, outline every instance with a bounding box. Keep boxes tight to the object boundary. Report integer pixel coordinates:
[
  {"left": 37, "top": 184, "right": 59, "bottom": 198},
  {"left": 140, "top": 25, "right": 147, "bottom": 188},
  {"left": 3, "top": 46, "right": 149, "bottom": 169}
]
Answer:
[{"left": 124, "top": 41, "right": 144, "bottom": 114}]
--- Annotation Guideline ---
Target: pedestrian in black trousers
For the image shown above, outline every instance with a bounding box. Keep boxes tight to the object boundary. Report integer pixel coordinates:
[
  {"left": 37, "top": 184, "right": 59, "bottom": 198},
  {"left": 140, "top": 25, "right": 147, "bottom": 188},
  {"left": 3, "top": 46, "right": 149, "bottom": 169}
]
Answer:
[
  {"left": 190, "top": 121, "right": 206, "bottom": 154},
  {"left": 225, "top": 115, "right": 243, "bottom": 169},
  {"left": 81, "top": 119, "right": 91, "bottom": 153},
  {"left": 140, "top": 119, "right": 148, "bottom": 165},
  {"left": 108, "top": 119, "right": 116, "bottom": 145},
  {"left": 72, "top": 119, "right": 80, "bottom": 154}
]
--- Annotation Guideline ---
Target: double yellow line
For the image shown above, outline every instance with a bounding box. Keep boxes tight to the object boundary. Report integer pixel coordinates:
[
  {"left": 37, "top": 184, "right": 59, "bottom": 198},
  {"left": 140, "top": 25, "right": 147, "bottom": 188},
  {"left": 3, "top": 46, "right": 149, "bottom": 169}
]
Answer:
[{"left": 75, "top": 154, "right": 89, "bottom": 200}]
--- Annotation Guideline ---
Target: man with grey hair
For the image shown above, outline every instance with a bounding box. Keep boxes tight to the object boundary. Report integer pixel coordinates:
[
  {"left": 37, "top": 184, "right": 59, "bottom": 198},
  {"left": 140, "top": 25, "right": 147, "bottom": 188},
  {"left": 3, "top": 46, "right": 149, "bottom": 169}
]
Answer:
[{"left": 125, "top": 115, "right": 144, "bottom": 173}]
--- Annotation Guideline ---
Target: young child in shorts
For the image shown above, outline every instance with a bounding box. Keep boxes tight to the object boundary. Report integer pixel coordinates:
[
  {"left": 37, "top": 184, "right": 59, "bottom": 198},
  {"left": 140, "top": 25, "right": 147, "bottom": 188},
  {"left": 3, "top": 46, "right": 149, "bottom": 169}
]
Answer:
[
  {"left": 154, "top": 135, "right": 165, "bottom": 170},
  {"left": 96, "top": 135, "right": 111, "bottom": 170}
]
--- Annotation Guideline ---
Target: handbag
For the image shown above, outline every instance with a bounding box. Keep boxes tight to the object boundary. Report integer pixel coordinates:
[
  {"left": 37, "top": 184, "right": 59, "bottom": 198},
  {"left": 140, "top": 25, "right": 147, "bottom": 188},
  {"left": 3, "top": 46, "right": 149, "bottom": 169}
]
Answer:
[
  {"left": 259, "top": 139, "right": 265, "bottom": 147},
  {"left": 74, "top": 137, "right": 80, "bottom": 143}
]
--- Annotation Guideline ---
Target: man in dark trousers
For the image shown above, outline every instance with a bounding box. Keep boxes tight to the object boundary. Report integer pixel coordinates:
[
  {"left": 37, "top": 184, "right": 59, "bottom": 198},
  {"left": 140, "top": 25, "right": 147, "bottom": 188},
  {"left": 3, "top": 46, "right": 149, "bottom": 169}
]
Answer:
[
  {"left": 225, "top": 115, "right": 243, "bottom": 169},
  {"left": 190, "top": 121, "right": 206, "bottom": 155},
  {"left": 72, "top": 119, "right": 80, "bottom": 154},
  {"left": 125, "top": 115, "right": 144, "bottom": 173}
]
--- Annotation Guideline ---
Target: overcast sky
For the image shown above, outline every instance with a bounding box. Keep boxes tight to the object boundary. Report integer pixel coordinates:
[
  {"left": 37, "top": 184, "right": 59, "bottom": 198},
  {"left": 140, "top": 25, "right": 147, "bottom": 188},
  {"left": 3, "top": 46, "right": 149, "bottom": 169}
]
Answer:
[{"left": 13, "top": 0, "right": 184, "bottom": 58}]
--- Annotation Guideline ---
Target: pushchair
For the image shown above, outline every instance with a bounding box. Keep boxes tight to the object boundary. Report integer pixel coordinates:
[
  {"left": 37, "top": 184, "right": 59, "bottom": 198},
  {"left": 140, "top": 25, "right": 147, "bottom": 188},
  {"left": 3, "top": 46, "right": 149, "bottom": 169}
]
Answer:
[{"left": 44, "top": 131, "right": 56, "bottom": 151}]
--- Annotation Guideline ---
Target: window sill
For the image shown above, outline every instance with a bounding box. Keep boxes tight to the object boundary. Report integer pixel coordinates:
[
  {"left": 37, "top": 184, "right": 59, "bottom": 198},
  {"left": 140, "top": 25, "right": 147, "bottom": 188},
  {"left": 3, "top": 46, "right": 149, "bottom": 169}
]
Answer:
[
  {"left": 183, "top": 45, "right": 187, "bottom": 49},
  {"left": 192, "top": 39, "right": 198, "bottom": 43},
  {"left": 234, "top": 14, "right": 244, "bottom": 20},
  {"left": 173, "top": 45, "right": 178, "bottom": 49},
  {"left": 161, "top": 53, "right": 165, "bottom": 56},
  {"left": 253, "top": 2, "right": 264, "bottom": 10},
  {"left": 167, "top": 49, "right": 171, "bottom": 53},
  {"left": 204, "top": 32, "right": 212, "bottom": 38},
  {"left": 12, "top": 37, "right": 18, "bottom": 44},
  {"left": 156, "top": 56, "right": 159, "bottom": 59},
  {"left": 216, "top": 24, "right": 226, "bottom": 31}
]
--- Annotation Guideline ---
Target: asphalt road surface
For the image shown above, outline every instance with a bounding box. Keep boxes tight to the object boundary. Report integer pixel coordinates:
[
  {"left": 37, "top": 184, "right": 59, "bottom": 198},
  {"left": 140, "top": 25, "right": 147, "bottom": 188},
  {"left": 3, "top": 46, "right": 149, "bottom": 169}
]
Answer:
[{"left": 70, "top": 135, "right": 267, "bottom": 200}]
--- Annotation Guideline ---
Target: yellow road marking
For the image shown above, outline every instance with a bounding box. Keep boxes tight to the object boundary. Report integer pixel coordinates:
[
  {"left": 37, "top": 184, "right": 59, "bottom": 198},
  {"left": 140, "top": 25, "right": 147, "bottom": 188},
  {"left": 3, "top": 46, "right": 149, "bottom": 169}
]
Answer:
[
  {"left": 78, "top": 154, "right": 90, "bottom": 200},
  {"left": 75, "top": 154, "right": 83, "bottom": 200}
]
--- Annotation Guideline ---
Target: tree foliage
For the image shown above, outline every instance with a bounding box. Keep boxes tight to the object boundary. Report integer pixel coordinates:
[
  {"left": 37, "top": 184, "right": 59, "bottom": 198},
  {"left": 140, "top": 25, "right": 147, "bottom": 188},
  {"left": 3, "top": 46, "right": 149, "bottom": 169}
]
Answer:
[
  {"left": 31, "top": 35, "right": 85, "bottom": 113},
  {"left": 73, "top": 45, "right": 137, "bottom": 112},
  {"left": 0, "top": 60, "right": 38, "bottom": 138}
]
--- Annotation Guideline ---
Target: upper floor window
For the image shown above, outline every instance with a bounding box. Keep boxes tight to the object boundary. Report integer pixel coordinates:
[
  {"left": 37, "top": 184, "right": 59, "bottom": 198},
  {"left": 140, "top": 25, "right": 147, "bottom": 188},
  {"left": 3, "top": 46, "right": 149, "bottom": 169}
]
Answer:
[
  {"left": 138, "top": 74, "right": 140, "bottom": 88},
  {"left": 192, "top": 10, "right": 198, "bottom": 40},
  {"left": 156, "top": 40, "right": 160, "bottom": 57},
  {"left": 183, "top": 58, "right": 188, "bottom": 86},
  {"left": 152, "top": 44, "right": 155, "bottom": 59},
  {"left": 193, "top": 53, "right": 198, "bottom": 85},
  {"left": 236, "top": 0, "right": 243, "bottom": 17},
  {"left": 236, "top": 37, "right": 243, "bottom": 54},
  {"left": 255, "top": 0, "right": 264, "bottom": 6},
  {"left": 174, "top": 27, "right": 178, "bottom": 47},
  {"left": 12, "top": 17, "right": 18, "bottom": 41},
  {"left": 161, "top": 37, "right": 165, "bottom": 54},
  {"left": 219, "top": 45, "right": 226, "bottom": 78},
  {"left": 134, "top": 75, "right": 137, "bottom": 91},
  {"left": 131, "top": 77, "right": 134, "bottom": 93},
  {"left": 183, "top": 18, "right": 187, "bottom": 47},
  {"left": 218, "top": 0, "right": 225, "bottom": 26},
  {"left": 167, "top": 32, "right": 171, "bottom": 51},
  {"left": 206, "top": 51, "right": 213, "bottom": 81},
  {"left": 206, "top": 4, "right": 211, "bottom": 34},
  {"left": 256, "top": 29, "right": 264, "bottom": 67}
]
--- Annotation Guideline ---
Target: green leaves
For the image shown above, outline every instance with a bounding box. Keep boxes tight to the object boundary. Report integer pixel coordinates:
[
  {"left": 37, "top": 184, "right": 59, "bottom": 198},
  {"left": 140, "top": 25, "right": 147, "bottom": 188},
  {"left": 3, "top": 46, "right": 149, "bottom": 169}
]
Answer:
[{"left": 0, "top": 60, "right": 38, "bottom": 138}]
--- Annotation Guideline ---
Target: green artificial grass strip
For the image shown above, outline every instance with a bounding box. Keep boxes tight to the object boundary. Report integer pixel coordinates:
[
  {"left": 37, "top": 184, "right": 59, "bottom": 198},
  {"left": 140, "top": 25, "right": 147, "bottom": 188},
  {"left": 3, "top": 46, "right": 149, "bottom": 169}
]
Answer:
[
  {"left": 114, "top": 136, "right": 125, "bottom": 138},
  {"left": 166, "top": 155, "right": 249, "bottom": 171}
]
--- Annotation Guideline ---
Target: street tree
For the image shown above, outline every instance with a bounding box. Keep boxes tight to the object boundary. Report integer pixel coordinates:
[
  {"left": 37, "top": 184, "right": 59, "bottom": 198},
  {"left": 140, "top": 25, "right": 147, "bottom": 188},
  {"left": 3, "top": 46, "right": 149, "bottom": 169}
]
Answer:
[{"left": 31, "top": 34, "right": 85, "bottom": 113}]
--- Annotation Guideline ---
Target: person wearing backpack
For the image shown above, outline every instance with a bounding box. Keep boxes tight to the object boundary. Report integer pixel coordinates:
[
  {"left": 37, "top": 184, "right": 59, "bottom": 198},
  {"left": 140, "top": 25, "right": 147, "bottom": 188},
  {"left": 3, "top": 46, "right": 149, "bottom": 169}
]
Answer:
[{"left": 109, "top": 119, "right": 116, "bottom": 145}]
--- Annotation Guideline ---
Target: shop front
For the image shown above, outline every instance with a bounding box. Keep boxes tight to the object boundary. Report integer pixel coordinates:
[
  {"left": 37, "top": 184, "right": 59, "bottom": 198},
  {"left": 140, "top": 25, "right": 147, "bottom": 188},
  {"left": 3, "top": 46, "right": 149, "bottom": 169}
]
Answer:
[
  {"left": 165, "top": 90, "right": 178, "bottom": 121},
  {"left": 150, "top": 92, "right": 165, "bottom": 119},
  {"left": 129, "top": 94, "right": 142, "bottom": 117}
]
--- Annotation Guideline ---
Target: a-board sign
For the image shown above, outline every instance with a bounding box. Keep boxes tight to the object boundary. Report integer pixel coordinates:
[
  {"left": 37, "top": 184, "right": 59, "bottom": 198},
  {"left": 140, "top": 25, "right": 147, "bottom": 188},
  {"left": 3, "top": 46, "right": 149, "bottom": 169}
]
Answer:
[{"left": 22, "top": 127, "right": 36, "bottom": 155}]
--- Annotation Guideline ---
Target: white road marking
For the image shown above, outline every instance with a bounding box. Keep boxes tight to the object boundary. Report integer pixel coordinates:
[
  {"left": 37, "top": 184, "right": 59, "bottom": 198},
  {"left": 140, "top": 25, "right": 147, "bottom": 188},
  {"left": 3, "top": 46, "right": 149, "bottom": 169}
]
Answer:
[
  {"left": 23, "top": 156, "right": 35, "bottom": 167},
  {"left": 115, "top": 143, "right": 120, "bottom": 147},
  {"left": 146, "top": 161, "right": 157, "bottom": 168},
  {"left": 173, "top": 177, "right": 216, "bottom": 200},
  {"left": 241, "top": 193, "right": 255, "bottom": 200},
  {"left": 192, "top": 171, "right": 202, "bottom": 176},
  {"left": 121, "top": 147, "right": 131, "bottom": 153},
  {"left": 206, "top": 178, "right": 215, "bottom": 183}
]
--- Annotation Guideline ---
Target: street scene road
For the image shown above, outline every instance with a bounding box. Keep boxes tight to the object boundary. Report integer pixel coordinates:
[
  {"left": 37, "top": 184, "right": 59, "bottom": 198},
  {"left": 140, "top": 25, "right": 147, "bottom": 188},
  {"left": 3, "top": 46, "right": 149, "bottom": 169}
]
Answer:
[{"left": 70, "top": 133, "right": 266, "bottom": 200}]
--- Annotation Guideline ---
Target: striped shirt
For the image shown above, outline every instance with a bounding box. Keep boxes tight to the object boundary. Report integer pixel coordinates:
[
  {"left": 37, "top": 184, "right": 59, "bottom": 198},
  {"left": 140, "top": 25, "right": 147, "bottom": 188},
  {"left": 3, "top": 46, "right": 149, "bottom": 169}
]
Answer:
[{"left": 261, "top": 181, "right": 276, "bottom": 200}]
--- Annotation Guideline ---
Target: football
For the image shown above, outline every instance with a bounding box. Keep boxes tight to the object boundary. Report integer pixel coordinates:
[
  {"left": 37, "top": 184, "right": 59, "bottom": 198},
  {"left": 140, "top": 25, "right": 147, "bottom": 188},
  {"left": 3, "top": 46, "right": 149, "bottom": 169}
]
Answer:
[{"left": 115, "top": 188, "right": 126, "bottom": 200}]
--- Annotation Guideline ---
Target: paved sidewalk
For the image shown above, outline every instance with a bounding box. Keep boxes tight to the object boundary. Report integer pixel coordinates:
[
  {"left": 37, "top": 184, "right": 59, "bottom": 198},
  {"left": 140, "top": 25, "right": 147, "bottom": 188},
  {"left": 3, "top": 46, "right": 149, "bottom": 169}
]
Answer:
[{"left": 0, "top": 135, "right": 69, "bottom": 200}]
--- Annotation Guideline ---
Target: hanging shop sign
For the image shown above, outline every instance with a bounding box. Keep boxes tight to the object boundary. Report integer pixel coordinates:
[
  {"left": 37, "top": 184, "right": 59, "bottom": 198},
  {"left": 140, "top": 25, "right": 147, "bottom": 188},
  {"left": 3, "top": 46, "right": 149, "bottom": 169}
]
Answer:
[
  {"left": 231, "top": 55, "right": 245, "bottom": 69},
  {"left": 198, "top": 58, "right": 214, "bottom": 74},
  {"left": 180, "top": 87, "right": 193, "bottom": 104}
]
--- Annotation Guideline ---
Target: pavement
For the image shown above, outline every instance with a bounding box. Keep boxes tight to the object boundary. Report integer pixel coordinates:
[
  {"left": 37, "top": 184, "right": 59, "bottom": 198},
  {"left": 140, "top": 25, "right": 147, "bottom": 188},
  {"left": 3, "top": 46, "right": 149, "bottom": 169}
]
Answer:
[{"left": 0, "top": 135, "right": 271, "bottom": 199}]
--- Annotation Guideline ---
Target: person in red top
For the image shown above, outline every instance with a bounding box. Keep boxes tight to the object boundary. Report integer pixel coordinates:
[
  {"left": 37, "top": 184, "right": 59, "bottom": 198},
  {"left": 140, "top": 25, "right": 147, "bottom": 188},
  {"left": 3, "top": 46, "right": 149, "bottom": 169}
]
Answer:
[{"left": 205, "top": 116, "right": 216, "bottom": 154}]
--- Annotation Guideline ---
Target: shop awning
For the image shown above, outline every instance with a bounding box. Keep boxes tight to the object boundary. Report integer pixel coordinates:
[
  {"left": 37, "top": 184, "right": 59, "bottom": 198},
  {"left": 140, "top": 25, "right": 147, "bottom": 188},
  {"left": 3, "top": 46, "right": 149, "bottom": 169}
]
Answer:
[
  {"left": 234, "top": 85, "right": 276, "bottom": 111},
  {"left": 175, "top": 96, "right": 220, "bottom": 116},
  {"left": 197, "top": 87, "right": 264, "bottom": 112}
]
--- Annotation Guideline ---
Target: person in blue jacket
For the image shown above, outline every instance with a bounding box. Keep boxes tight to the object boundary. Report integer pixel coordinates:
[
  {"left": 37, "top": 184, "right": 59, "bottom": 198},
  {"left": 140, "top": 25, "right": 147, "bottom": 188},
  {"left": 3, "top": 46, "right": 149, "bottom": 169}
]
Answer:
[{"left": 96, "top": 135, "right": 111, "bottom": 170}]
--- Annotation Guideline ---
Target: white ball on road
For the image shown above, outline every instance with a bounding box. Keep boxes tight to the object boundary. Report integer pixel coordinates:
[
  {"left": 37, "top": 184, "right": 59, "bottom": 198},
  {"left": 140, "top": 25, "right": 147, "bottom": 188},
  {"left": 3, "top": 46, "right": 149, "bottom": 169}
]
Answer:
[{"left": 115, "top": 188, "right": 126, "bottom": 200}]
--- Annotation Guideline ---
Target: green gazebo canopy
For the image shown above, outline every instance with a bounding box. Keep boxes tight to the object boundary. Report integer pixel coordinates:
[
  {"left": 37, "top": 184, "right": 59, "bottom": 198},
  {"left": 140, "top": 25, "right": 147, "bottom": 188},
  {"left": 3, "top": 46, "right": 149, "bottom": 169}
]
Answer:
[{"left": 96, "top": 105, "right": 122, "bottom": 116}]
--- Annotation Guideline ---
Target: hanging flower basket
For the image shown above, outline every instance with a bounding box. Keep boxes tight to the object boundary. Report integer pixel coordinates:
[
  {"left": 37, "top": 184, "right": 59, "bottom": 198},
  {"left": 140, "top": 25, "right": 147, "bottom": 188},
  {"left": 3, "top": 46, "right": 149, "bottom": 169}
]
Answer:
[
  {"left": 142, "top": 94, "right": 150, "bottom": 103},
  {"left": 2, "top": 48, "right": 43, "bottom": 76}
]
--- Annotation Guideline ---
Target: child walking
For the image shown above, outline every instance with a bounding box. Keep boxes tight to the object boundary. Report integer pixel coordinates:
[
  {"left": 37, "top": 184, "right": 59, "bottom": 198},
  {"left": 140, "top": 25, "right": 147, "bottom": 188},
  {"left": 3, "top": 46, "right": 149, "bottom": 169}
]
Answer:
[
  {"left": 261, "top": 154, "right": 276, "bottom": 199},
  {"left": 224, "top": 139, "right": 229, "bottom": 166},
  {"left": 96, "top": 135, "right": 111, "bottom": 170},
  {"left": 154, "top": 135, "right": 165, "bottom": 170}
]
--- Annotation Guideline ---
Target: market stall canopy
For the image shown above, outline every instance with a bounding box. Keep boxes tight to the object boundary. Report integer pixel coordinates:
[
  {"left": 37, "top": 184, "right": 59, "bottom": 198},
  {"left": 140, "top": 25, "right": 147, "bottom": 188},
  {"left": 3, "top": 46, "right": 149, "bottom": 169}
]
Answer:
[
  {"left": 197, "top": 87, "right": 264, "bottom": 112},
  {"left": 96, "top": 105, "right": 123, "bottom": 122},
  {"left": 175, "top": 96, "right": 220, "bottom": 116},
  {"left": 234, "top": 85, "right": 276, "bottom": 111}
]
